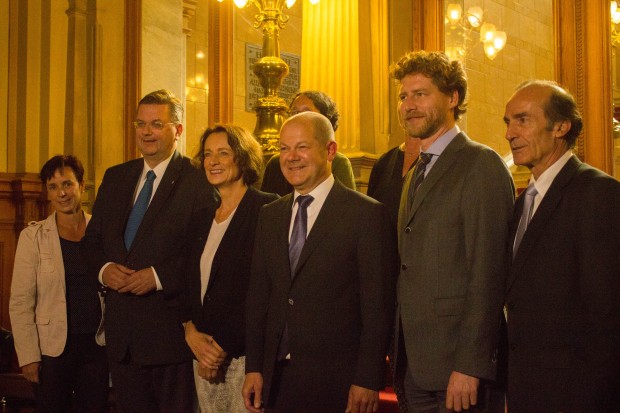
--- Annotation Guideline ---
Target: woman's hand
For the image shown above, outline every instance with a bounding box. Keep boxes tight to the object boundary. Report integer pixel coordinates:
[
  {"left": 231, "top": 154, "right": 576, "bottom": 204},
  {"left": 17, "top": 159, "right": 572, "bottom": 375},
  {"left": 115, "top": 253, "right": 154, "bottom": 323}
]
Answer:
[
  {"left": 184, "top": 321, "right": 227, "bottom": 369},
  {"left": 22, "top": 362, "right": 40, "bottom": 383},
  {"left": 196, "top": 364, "right": 220, "bottom": 381}
]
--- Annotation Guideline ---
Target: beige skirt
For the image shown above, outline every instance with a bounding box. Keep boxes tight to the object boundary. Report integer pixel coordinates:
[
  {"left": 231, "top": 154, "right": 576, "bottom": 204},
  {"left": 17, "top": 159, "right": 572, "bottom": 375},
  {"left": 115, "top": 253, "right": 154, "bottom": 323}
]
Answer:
[{"left": 193, "top": 356, "right": 246, "bottom": 413}]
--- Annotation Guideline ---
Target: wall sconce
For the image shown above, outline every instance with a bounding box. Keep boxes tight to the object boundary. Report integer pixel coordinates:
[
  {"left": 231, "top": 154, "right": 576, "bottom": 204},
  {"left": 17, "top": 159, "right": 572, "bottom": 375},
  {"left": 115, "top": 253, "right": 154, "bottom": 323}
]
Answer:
[
  {"left": 445, "top": 2, "right": 506, "bottom": 61},
  {"left": 612, "top": 1, "right": 620, "bottom": 46}
]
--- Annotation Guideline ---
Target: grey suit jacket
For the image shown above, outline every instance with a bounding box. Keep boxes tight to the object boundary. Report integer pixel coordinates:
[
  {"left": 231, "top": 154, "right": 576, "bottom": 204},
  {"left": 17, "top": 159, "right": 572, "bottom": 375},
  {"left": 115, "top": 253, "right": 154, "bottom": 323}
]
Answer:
[
  {"left": 246, "top": 180, "right": 398, "bottom": 410},
  {"left": 395, "top": 132, "right": 514, "bottom": 390},
  {"left": 506, "top": 155, "right": 620, "bottom": 412}
]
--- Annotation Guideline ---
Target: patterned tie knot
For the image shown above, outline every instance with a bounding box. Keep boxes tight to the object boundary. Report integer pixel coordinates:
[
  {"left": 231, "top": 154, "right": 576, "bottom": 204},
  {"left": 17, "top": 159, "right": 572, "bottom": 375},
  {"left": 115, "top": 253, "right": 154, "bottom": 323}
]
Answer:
[{"left": 419, "top": 152, "right": 432, "bottom": 166}]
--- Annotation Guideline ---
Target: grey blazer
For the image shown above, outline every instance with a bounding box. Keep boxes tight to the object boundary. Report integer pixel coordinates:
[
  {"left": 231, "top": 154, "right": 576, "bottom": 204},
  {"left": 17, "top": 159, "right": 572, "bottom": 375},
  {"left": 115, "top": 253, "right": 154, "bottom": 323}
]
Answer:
[
  {"left": 395, "top": 132, "right": 515, "bottom": 390},
  {"left": 9, "top": 212, "right": 95, "bottom": 367}
]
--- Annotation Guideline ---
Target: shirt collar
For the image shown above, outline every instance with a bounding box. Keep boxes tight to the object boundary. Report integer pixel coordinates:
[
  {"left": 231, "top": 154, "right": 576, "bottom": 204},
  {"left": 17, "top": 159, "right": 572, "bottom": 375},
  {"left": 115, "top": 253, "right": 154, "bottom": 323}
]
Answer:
[
  {"left": 530, "top": 150, "right": 574, "bottom": 199},
  {"left": 141, "top": 152, "right": 174, "bottom": 179},
  {"left": 292, "top": 174, "right": 335, "bottom": 207},
  {"left": 424, "top": 125, "right": 460, "bottom": 157}
]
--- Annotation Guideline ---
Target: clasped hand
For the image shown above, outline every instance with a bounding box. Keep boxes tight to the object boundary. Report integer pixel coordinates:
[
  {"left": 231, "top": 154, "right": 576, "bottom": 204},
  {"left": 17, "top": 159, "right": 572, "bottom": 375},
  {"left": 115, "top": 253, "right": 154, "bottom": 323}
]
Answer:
[
  {"left": 184, "top": 321, "right": 227, "bottom": 381},
  {"left": 102, "top": 263, "right": 156, "bottom": 295}
]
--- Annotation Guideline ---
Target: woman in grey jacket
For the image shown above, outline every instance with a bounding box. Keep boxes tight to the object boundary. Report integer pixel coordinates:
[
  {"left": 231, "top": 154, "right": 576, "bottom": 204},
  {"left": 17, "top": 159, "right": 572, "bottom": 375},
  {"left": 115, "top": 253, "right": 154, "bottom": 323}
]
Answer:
[{"left": 9, "top": 155, "right": 108, "bottom": 413}]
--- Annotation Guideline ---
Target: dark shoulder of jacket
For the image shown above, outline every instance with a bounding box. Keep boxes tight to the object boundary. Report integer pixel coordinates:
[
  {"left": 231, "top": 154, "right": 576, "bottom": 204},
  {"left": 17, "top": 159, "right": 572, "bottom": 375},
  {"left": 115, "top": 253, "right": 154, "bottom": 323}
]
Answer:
[{"left": 251, "top": 187, "right": 280, "bottom": 204}]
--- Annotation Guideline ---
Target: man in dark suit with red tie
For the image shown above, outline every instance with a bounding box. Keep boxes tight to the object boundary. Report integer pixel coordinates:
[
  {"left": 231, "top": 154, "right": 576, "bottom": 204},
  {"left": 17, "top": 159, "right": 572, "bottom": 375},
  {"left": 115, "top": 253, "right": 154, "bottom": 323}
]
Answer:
[
  {"left": 242, "top": 111, "right": 398, "bottom": 413},
  {"left": 503, "top": 80, "right": 620, "bottom": 412},
  {"left": 83, "top": 90, "right": 213, "bottom": 412}
]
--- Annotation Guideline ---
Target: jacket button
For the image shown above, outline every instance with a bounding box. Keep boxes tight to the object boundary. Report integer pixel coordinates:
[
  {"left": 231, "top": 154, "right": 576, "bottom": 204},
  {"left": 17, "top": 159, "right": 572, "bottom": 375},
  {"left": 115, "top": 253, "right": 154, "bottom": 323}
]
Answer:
[
  {"left": 404, "top": 227, "right": 411, "bottom": 233},
  {"left": 401, "top": 264, "right": 408, "bottom": 271},
  {"left": 288, "top": 298, "right": 294, "bottom": 305},
  {"left": 510, "top": 343, "right": 517, "bottom": 351}
]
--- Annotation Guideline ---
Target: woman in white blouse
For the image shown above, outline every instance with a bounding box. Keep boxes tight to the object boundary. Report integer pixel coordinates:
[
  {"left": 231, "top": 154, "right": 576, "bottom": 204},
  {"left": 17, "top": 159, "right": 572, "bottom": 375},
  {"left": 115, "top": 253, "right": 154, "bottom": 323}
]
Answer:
[{"left": 183, "top": 125, "right": 278, "bottom": 413}]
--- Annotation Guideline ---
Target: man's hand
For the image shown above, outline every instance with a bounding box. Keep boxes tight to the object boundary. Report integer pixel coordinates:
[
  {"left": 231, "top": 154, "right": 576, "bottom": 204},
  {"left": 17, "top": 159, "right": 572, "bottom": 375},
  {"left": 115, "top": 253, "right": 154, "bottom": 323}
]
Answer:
[
  {"left": 21, "top": 362, "right": 40, "bottom": 383},
  {"left": 242, "top": 372, "right": 264, "bottom": 413},
  {"left": 446, "top": 370, "right": 479, "bottom": 411},
  {"left": 102, "top": 263, "right": 134, "bottom": 291},
  {"left": 184, "top": 321, "right": 227, "bottom": 369},
  {"left": 118, "top": 267, "right": 156, "bottom": 295},
  {"left": 345, "top": 385, "right": 379, "bottom": 413}
]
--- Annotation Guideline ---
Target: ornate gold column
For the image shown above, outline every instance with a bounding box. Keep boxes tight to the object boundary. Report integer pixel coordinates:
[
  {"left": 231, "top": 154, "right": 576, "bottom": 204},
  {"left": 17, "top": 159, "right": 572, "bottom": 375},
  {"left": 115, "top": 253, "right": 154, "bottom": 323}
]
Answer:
[{"left": 249, "top": 1, "right": 291, "bottom": 153}]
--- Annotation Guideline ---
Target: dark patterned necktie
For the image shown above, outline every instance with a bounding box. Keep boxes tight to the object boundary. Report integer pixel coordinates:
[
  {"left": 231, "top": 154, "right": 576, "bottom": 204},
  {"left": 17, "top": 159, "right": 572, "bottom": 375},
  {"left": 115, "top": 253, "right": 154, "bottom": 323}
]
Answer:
[
  {"left": 124, "top": 170, "right": 156, "bottom": 249},
  {"left": 407, "top": 152, "right": 432, "bottom": 212}
]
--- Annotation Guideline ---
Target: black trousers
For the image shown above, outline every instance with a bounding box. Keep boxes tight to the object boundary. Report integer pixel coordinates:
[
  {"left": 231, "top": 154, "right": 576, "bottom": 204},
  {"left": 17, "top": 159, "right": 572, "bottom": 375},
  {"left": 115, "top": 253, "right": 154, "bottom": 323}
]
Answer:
[
  {"left": 34, "top": 333, "right": 109, "bottom": 413},
  {"left": 266, "top": 359, "right": 348, "bottom": 413},
  {"left": 108, "top": 351, "right": 196, "bottom": 413}
]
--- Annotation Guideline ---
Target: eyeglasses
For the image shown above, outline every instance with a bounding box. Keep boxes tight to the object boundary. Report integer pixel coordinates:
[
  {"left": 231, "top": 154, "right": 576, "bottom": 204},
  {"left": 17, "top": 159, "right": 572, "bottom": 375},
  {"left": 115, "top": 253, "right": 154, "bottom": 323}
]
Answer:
[{"left": 133, "top": 120, "right": 177, "bottom": 130}]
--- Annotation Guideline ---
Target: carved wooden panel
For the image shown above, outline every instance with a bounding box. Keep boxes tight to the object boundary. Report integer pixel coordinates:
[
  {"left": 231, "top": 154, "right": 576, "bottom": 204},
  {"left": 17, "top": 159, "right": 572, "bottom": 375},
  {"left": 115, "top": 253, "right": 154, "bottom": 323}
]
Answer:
[
  {"left": 0, "top": 174, "right": 48, "bottom": 330},
  {"left": 554, "top": 0, "right": 612, "bottom": 172}
]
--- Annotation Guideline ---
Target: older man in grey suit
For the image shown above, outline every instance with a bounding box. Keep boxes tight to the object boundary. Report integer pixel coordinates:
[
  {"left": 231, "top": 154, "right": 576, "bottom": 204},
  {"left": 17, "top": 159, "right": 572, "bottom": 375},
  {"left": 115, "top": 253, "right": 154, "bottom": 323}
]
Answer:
[{"left": 392, "top": 51, "right": 514, "bottom": 413}]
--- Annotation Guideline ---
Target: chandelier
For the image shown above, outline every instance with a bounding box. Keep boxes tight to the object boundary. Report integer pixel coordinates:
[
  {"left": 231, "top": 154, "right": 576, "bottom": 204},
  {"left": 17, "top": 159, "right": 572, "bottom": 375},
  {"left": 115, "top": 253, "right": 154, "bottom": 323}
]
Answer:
[
  {"left": 214, "top": 0, "right": 320, "bottom": 152},
  {"left": 445, "top": 3, "right": 507, "bottom": 61}
]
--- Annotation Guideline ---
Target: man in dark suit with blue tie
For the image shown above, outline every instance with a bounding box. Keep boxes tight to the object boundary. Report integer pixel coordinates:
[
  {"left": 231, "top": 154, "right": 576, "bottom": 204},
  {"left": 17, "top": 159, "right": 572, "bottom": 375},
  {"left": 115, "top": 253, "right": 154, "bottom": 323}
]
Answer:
[
  {"left": 83, "top": 90, "right": 213, "bottom": 412},
  {"left": 503, "top": 80, "right": 620, "bottom": 412},
  {"left": 242, "top": 111, "right": 398, "bottom": 413}
]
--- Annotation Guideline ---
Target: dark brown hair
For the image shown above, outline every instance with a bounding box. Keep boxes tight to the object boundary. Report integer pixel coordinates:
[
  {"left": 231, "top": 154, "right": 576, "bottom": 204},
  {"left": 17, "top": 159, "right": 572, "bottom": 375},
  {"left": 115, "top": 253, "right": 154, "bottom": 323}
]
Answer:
[
  {"left": 138, "top": 89, "right": 183, "bottom": 123},
  {"left": 39, "top": 155, "right": 84, "bottom": 183},
  {"left": 195, "top": 125, "right": 263, "bottom": 186}
]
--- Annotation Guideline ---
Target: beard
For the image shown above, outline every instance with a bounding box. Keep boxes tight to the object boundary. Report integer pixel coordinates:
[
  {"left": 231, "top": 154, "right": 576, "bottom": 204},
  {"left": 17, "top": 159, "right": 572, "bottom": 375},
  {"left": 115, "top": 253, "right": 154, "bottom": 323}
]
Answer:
[{"left": 402, "top": 107, "right": 447, "bottom": 140}]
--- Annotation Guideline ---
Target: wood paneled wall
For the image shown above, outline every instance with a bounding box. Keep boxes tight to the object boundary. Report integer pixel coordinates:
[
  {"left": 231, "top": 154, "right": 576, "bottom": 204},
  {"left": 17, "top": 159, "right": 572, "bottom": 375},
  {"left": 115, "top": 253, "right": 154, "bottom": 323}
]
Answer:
[{"left": 0, "top": 174, "right": 49, "bottom": 330}]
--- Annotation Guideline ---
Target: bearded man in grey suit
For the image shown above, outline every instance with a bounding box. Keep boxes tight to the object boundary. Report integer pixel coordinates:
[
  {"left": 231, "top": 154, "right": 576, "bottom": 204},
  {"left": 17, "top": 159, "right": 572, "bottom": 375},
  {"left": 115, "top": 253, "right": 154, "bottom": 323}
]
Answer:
[{"left": 392, "top": 51, "right": 515, "bottom": 413}]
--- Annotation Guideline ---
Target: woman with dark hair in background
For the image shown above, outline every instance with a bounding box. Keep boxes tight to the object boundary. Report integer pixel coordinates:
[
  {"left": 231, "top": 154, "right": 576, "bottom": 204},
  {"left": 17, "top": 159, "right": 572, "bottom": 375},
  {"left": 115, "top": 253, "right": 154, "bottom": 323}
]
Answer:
[
  {"left": 184, "top": 125, "right": 278, "bottom": 412},
  {"left": 261, "top": 90, "right": 356, "bottom": 195},
  {"left": 9, "top": 155, "right": 108, "bottom": 413}
]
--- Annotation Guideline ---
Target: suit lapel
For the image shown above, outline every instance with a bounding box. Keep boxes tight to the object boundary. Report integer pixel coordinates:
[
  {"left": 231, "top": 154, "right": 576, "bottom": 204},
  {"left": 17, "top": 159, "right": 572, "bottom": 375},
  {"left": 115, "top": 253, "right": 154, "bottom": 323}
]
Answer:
[
  {"left": 292, "top": 182, "right": 347, "bottom": 279},
  {"left": 208, "top": 188, "right": 255, "bottom": 291},
  {"left": 120, "top": 161, "right": 144, "bottom": 251},
  {"left": 278, "top": 194, "right": 296, "bottom": 281},
  {"left": 405, "top": 133, "right": 468, "bottom": 226},
  {"left": 507, "top": 156, "right": 581, "bottom": 291}
]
